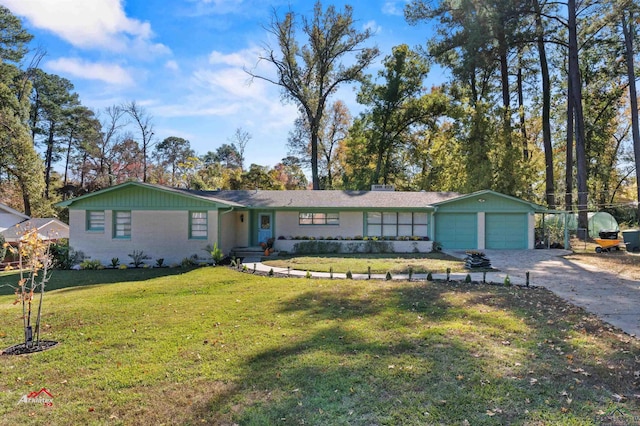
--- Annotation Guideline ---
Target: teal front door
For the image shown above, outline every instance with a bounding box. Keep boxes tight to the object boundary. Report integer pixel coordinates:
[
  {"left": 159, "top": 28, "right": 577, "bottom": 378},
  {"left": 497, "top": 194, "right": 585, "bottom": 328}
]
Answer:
[{"left": 257, "top": 213, "right": 273, "bottom": 245}]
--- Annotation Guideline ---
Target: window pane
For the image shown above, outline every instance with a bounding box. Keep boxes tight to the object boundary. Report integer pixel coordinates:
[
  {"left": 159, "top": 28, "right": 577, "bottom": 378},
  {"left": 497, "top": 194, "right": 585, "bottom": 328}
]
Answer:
[
  {"left": 312, "top": 213, "right": 326, "bottom": 224},
  {"left": 367, "top": 212, "right": 381, "bottom": 224},
  {"left": 114, "top": 211, "right": 131, "bottom": 238},
  {"left": 398, "top": 225, "right": 412, "bottom": 236},
  {"left": 383, "top": 212, "right": 397, "bottom": 224},
  {"left": 413, "top": 224, "right": 428, "bottom": 236},
  {"left": 191, "top": 212, "right": 207, "bottom": 238},
  {"left": 299, "top": 212, "right": 339, "bottom": 225},
  {"left": 383, "top": 225, "right": 397, "bottom": 237},
  {"left": 398, "top": 212, "right": 412, "bottom": 224},
  {"left": 88, "top": 211, "right": 105, "bottom": 231},
  {"left": 367, "top": 224, "right": 381, "bottom": 237},
  {"left": 299, "top": 213, "right": 312, "bottom": 225},
  {"left": 413, "top": 213, "right": 428, "bottom": 225}
]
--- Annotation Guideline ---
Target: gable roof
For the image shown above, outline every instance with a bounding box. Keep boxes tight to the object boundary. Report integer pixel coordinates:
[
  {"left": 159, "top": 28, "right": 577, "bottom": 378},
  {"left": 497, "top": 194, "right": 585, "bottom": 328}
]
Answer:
[
  {"left": 188, "top": 189, "right": 461, "bottom": 209},
  {"left": 432, "top": 189, "right": 548, "bottom": 211},
  {"left": 0, "top": 202, "right": 29, "bottom": 220},
  {"left": 55, "top": 181, "right": 462, "bottom": 210},
  {"left": 56, "top": 181, "right": 244, "bottom": 208}
]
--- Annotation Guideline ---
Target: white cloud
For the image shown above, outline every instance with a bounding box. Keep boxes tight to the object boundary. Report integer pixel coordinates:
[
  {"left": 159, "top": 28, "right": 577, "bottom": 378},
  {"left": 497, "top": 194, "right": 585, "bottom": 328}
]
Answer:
[
  {"left": 363, "top": 20, "right": 382, "bottom": 35},
  {"left": 382, "top": 1, "right": 408, "bottom": 16},
  {"left": 1, "top": 0, "right": 169, "bottom": 55},
  {"left": 45, "top": 58, "right": 134, "bottom": 86},
  {"left": 151, "top": 44, "right": 298, "bottom": 138},
  {"left": 165, "top": 60, "right": 180, "bottom": 71}
]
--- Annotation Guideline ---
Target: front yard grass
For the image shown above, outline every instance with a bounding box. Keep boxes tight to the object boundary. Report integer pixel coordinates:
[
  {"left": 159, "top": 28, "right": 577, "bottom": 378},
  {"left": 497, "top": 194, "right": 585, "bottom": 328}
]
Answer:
[
  {"left": 0, "top": 268, "right": 190, "bottom": 296},
  {"left": 262, "top": 252, "right": 465, "bottom": 274},
  {"left": 1, "top": 267, "right": 639, "bottom": 425}
]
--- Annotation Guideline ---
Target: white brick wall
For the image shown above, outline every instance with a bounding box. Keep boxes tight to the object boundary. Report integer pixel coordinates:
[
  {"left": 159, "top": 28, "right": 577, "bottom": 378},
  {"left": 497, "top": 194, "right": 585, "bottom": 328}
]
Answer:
[
  {"left": 275, "top": 211, "right": 363, "bottom": 239},
  {"left": 69, "top": 209, "right": 219, "bottom": 266}
]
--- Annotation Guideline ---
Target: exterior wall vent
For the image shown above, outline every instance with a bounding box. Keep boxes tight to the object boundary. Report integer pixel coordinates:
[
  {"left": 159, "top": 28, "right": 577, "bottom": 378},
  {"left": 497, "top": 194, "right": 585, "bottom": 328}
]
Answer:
[{"left": 371, "top": 184, "right": 395, "bottom": 191}]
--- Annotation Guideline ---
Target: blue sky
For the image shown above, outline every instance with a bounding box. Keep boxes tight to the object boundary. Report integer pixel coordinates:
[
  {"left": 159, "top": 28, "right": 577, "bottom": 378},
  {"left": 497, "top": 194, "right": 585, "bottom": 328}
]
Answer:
[{"left": 2, "top": 0, "right": 441, "bottom": 169}]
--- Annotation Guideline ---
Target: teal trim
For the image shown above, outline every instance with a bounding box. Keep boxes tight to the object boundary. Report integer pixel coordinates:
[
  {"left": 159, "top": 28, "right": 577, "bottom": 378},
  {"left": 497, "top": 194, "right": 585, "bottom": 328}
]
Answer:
[
  {"left": 112, "top": 211, "right": 131, "bottom": 239},
  {"left": 189, "top": 211, "right": 208, "bottom": 240},
  {"left": 86, "top": 210, "right": 105, "bottom": 232}
]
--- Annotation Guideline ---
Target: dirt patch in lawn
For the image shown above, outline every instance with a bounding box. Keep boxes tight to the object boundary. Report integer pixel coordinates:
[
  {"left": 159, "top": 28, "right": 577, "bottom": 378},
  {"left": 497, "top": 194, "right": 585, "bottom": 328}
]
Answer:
[{"left": 565, "top": 251, "right": 640, "bottom": 280}]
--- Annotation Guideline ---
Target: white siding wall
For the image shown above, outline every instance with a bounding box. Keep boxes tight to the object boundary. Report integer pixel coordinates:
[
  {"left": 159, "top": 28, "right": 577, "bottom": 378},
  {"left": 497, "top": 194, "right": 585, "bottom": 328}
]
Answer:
[
  {"left": 69, "top": 209, "right": 219, "bottom": 266},
  {"left": 275, "top": 211, "right": 363, "bottom": 239},
  {"left": 219, "top": 210, "right": 247, "bottom": 254}
]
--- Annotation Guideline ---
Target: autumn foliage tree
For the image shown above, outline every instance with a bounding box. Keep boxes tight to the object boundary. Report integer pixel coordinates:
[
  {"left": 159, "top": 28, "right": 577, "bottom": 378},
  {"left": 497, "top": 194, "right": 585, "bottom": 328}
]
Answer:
[{"left": 247, "top": 1, "right": 378, "bottom": 189}]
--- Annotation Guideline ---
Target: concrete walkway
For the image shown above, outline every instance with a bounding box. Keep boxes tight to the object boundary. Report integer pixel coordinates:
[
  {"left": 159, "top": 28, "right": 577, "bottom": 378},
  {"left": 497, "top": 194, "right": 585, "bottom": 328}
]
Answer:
[{"left": 247, "top": 249, "right": 640, "bottom": 338}]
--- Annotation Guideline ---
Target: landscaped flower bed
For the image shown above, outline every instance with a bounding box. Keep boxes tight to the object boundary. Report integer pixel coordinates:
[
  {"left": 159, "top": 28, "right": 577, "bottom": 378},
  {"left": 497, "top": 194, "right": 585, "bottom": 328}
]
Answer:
[{"left": 274, "top": 237, "right": 433, "bottom": 254}]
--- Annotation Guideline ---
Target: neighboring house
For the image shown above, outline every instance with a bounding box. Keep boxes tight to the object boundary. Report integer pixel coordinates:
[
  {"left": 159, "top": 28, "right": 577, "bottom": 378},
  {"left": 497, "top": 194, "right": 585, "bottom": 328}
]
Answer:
[
  {"left": 0, "top": 203, "right": 30, "bottom": 233},
  {"left": 0, "top": 203, "right": 69, "bottom": 243},
  {"left": 56, "top": 182, "right": 548, "bottom": 265},
  {"left": 1, "top": 218, "right": 70, "bottom": 243},
  {"left": 0, "top": 203, "right": 69, "bottom": 265}
]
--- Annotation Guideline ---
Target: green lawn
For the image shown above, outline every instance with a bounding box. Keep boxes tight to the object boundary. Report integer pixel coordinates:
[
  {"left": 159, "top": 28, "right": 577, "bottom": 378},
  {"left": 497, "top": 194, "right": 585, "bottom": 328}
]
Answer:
[
  {"left": 0, "top": 267, "right": 638, "bottom": 425},
  {"left": 262, "top": 252, "right": 466, "bottom": 274}
]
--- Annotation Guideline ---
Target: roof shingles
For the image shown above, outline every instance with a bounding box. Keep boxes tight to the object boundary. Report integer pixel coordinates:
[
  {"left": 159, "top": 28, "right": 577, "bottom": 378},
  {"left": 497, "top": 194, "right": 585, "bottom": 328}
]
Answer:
[{"left": 183, "top": 189, "right": 461, "bottom": 209}]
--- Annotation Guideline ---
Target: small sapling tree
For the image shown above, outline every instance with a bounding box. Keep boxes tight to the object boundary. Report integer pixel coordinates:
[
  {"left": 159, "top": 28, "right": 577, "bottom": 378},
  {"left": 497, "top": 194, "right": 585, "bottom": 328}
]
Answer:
[
  {"left": 4, "top": 228, "right": 56, "bottom": 353},
  {"left": 206, "top": 243, "right": 224, "bottom": 266}
]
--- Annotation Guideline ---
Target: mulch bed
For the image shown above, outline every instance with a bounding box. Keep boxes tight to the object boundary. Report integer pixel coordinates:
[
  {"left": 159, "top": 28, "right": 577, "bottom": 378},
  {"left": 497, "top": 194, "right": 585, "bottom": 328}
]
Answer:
[{"left": 1, "top": 340, "right": 58, "bottom": 356}]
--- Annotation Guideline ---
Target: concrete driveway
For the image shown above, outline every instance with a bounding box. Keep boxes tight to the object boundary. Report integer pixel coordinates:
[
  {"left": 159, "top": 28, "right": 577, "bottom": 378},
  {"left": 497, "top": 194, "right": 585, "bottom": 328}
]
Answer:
[{"left": 445, "top": 249, "right": 640, "bottom": 338}]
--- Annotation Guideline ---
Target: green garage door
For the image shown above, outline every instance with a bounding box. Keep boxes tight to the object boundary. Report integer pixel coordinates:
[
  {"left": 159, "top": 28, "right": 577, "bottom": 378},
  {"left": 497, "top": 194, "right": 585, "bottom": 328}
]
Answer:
[
  {"left": 485, "top": 213, "right": 527, "bottom": 249},
  {"left": 435, "top": 213, "right": 477, "bottom": 249}
]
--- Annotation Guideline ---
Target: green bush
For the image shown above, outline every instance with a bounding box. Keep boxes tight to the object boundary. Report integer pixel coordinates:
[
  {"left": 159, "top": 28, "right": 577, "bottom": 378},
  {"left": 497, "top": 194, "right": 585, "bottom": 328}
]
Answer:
[
  {"left": 128, "top": 250, "right": 151, "bottom": 268},
  {"left": 49, "top": 239, "right": 81, "bottom": 269},
  {"left": 293, "top": 241, "right": 341, "bottom": 254},
  {"left": 80, "top": 259, "right": 102, "bottom": 270},
  {"left": 181, "top": 256, "right": 197, "bottom": 268},
  {"left": 0, "top": 233, "right": 6, "bottom": 264},
  {"left": 206, "top": 243, "right": 224, "bottom": 265}
]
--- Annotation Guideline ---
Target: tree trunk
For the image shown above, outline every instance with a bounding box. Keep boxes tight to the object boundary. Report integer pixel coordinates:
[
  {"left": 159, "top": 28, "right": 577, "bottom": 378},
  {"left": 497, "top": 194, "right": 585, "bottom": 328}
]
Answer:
[
  {"left": 63, "top": 128, "right": 75, "bottom": 187},
  {"left": 565, "top": 77, "right": 574, "bottom": 211},
  {"left": 310, "top": 129, "right": 320, "bottom": 190},
  {"left": 44, "top": 123, "right": 55, "bottom": 199},
  {"left": 622, "top": 11, "right": 640, "bottom": 222},
  {"left": 534, "top": 0, "right": 555, "bottom": 209},
  {"left": 568, "top": 0, "right": 589, "bottom": 231}
]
